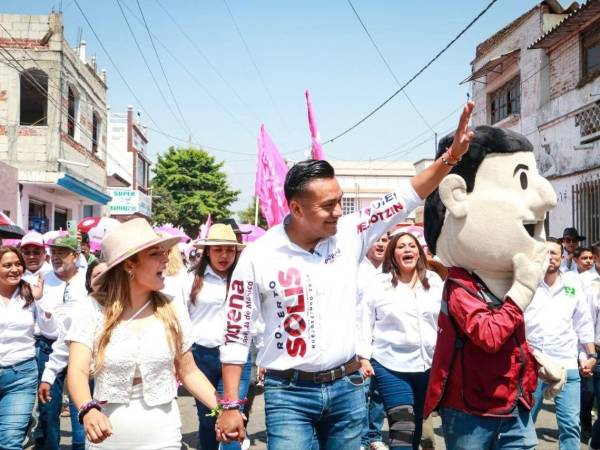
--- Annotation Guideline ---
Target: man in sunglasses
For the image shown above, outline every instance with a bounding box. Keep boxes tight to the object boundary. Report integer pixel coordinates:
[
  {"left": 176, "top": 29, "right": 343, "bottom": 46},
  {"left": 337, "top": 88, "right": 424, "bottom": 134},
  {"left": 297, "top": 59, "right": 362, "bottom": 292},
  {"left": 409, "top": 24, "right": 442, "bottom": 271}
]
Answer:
[{"left": 560, "top": 227, "right": 586, "bottom": 274}]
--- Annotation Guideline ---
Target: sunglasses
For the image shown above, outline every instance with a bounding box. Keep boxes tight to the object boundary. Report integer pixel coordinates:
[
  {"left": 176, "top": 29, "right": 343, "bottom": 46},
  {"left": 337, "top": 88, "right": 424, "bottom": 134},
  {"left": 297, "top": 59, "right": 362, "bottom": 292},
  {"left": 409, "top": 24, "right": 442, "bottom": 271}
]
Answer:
[{"left": 563, "top": 238, "right": 578, "bottom": 243}]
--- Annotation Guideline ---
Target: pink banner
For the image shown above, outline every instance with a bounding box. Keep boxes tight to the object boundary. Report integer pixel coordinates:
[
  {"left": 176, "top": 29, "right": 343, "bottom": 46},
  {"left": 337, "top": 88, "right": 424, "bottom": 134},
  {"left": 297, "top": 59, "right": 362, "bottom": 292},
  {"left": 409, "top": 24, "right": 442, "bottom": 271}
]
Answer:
[
  {"left": 255, "top": 125, "right": 289, "bottom": 227},
  {"left": 305, "top": 90, "right": 325, "bottom": 160},
  {"left": 199, "top": 213, "right": 212, "bottom": 239}
]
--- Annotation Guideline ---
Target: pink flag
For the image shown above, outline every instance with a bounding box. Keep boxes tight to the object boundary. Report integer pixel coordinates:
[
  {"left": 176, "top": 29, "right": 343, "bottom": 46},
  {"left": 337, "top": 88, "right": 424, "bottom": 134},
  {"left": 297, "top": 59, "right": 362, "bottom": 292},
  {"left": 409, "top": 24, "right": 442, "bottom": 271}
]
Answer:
[
  {"left": 305, "top": 90, "right": 325, "bottom": 160},
  {"left": 255, "top": 125, "right": 289, "bottom": 227},
  {"left": 199, "top": 213, "right": 212, "bottom": 239}
]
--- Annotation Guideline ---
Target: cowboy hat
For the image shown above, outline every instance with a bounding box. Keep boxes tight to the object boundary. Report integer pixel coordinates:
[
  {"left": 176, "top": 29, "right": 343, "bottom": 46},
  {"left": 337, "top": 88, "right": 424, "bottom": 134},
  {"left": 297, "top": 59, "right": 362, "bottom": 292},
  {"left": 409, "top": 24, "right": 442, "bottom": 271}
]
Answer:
[
  {"left": 195, "top": 224, "right": 246, "bottom": 249},
  {"left": 94, "top": 218, "right": 180, "bottom": 286},
  {"left": 561, "top": 227, "right": 586, "bottom": 242}
]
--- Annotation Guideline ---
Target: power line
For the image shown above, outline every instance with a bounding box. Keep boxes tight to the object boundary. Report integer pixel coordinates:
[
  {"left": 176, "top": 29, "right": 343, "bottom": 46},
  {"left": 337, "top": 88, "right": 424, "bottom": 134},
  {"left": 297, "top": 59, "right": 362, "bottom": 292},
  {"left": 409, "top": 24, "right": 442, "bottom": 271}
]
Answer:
[
  {"left": 72, "top": 0, "right": 164, "bottom": 133},
  {"left": 113, "top": 0, "right": 186, "bottom": 137},
  {"left": 134, "top": 0, "right": 195, "bottom": 140},
  {"left": 221, "top": 0, "right": 292, "bottom": 142},
  {"left": 0, "top": 31, "right": 251, "bottom": 165},
  {"left": 322, "top": 0, "right": 500, "bottom": 145},
  {"left": 118, "top": 0, "right": 255, "bottom": 137},
  {"left": 346, "top": 0, "right": 435, "bottom": 134},
  {"left": 154, "top": 0, "right": 261, "bottom": 124}
]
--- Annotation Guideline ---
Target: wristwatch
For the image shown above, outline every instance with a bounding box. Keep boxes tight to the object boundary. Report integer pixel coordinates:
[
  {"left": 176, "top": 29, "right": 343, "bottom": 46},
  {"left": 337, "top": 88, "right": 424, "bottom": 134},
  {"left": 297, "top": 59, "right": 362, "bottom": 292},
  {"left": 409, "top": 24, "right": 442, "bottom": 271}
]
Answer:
[{"left": 587, "top": 352, "right": 598, "bottom": 359}]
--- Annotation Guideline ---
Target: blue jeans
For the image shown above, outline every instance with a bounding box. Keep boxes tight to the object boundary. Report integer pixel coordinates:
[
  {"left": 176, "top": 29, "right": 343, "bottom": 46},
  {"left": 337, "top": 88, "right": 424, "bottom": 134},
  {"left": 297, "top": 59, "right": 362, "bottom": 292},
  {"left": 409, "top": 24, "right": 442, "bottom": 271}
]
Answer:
[
  {"left": 0, "top": 357, "right": 38, "bottom": 450},
  {"left": 264, "top": 370, "right": 366, "bottom": 450},
  {"left": 361, "top": 376, "right": 385, "bottom": 446},
  {"left": 35, "top": 336, "right": 85, "bottom": 450},
  {"left": 532, "top": 368, "right": 581, "bottom": 450},
  {"left": 588, "top": 365, "right": 600, "bottom": 448},
  {"left": 440, "top": 405, "right": 537, "bottom": 449},
  {"left": 371, "top": 359, "right": 428, "bottom": 450},
  {"left": 191, "top": 344, "right": 252, "bottom": 450}
]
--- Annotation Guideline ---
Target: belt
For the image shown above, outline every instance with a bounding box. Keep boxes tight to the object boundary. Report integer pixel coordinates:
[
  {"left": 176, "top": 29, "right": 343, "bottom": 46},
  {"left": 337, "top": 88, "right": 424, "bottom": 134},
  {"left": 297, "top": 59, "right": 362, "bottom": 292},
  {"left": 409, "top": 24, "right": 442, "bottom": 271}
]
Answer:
[{"left": 266, "top": 357, "right": 361, "bottom": 384}]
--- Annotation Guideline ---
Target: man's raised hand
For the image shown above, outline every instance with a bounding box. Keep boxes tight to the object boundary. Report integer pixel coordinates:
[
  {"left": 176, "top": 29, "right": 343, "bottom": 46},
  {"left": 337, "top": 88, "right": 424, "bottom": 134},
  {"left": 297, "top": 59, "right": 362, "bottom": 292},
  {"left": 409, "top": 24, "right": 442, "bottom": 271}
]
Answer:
[{"left": 449, "top": 101, "right": 475, "bottom": 159}]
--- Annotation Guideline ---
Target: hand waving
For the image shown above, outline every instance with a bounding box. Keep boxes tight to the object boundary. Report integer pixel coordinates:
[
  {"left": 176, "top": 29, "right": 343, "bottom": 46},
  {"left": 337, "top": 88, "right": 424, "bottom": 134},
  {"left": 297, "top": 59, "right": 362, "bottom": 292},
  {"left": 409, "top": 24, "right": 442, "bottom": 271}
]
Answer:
[
  {"left": 31, "top": 273, "right": 44, "bottom": 300},
  {"left": 448, "top": 101, "right": 475, "bottom": 159}
]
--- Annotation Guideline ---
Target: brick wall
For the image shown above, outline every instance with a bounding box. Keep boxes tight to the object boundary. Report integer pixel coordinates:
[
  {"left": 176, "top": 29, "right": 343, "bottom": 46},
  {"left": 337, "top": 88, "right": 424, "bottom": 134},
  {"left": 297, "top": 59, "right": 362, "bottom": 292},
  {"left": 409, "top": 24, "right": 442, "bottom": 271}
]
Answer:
[{"left": 549, "top": 34, "right": 580, "bottom": 99}]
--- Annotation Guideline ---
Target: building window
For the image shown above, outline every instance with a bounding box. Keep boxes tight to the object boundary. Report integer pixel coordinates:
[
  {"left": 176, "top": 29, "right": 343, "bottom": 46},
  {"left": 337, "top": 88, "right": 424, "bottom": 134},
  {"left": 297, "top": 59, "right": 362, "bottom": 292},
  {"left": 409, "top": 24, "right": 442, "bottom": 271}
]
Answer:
[
  {"left": 92, "top": 112, "right": 101, "bottom": 153},
  {"left": 28, "top": 199, "right": 48, "bottom": 232},
  {"left": 20, "top": 68, "right": 48, "bottom": 126},
  {"left": 582, "top": 21, "right": 600, "bottom": 82},
  {"left": 83, "top": 205, "right": 94, "bottom": 218},
  {"left": 489, "top": 76, "right": 520, "bottom": 124},
  {"left": 67, "top": 86, "right": 79, "bottom": 139},
  {"left": 342, "top": 196, "right": 356, "bottom": 215},
  {"left": 137, "top": 155, "right": 149, "bottom": 189},
  {"left": 572, "top": 178, "right": 600, "bottom": 246},
  {"left": 54, "top": 207, "right": 68, "bottom": 231},
  {"left": 575, "top": 102, "right": 600, "bottom": 143}
]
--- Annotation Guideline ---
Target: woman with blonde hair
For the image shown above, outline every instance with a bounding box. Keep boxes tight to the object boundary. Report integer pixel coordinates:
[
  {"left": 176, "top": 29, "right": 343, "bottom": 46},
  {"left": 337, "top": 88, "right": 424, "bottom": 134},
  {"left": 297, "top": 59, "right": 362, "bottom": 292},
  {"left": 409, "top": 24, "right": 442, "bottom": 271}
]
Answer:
[
  {"left": 358, "top": 232, "right": 443, "bottom": 450},
  {"left": 157, "top": 232, "right": 189, "bottom": 306},
  {"left": 66, "top": 218, "right": 223, "bottom": 449}
]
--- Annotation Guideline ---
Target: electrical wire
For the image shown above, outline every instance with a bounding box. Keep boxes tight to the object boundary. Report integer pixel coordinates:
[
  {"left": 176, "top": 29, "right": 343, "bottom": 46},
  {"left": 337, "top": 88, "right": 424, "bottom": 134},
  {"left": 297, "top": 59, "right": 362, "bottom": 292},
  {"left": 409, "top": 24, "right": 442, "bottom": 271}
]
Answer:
[
  {"left": 322, "top": 0, "right": 500, "bottom": 145},
  {"left": 134, "top": 0, "right": 195, "bottom": 140},
  {"left": 346, "top": 0, "right": 435, "bottom": 134},
  {"left": 221, "top": 0, "right": 292, "bottom": 142},
  {"left": 118, "top": 0, "right": 255, "bottom": 137},
  {"left": 114, "top": 0, "right": 186, "bottom": 137},
  {"left": 72, "top": 0, "right": 165, "bottom": 133},
  {"left": 154, "top": 0, "right": 261, "bottom": 124}
]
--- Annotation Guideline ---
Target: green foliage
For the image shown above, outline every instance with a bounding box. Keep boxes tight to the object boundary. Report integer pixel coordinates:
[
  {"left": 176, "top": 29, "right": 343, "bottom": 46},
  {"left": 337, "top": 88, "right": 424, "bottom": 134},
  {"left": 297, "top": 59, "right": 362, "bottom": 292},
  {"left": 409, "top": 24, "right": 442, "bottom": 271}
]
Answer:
[
  {"left": 238, "top": 196, "right": 267, "bottom": 229},
  {"left": 151, "top": 147, "right": 240, "bottom": 235}
]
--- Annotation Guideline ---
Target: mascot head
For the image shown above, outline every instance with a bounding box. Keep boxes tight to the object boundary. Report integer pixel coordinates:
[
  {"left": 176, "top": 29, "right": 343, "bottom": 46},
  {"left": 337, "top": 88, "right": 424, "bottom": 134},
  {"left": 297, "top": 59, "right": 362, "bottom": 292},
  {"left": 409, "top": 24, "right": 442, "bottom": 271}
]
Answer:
[{"left": 425, "top": 126, "right": 557, "bottom": 294}]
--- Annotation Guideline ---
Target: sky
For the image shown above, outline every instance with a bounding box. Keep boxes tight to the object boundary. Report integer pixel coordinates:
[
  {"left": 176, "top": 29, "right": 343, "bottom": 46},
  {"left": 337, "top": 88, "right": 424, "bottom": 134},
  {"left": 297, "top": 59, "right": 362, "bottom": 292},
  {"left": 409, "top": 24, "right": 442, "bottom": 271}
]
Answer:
[{"left": 3, "top": 0, "right": 542, "bottom": 212}]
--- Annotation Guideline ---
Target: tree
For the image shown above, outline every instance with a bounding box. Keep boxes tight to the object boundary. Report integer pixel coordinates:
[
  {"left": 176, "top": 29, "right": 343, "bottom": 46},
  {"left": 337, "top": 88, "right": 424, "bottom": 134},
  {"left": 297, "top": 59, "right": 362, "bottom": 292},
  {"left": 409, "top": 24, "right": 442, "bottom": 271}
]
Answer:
[
  {"left": 238, "top": 196, "right": 267, "bottom": 229},
  {"left": 151, "top": 147, "right": 240, "bottom": 235}
]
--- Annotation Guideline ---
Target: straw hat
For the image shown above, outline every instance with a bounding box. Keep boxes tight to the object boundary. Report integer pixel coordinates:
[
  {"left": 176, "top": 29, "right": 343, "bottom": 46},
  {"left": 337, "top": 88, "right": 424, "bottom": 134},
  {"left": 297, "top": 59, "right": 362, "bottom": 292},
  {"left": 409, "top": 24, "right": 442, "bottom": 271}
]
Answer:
[
  {"left": 196, "top": 224, "right": 245, "bottom": 249},
  {"left": 94, "top": 218, "right": 181, "bottom": 286}
]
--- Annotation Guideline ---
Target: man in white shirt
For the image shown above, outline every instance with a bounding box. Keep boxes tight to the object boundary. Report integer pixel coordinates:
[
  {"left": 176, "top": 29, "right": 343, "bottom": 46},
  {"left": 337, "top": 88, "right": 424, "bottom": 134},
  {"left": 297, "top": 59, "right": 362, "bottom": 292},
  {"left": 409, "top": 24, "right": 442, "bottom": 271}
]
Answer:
[
  {"left": 35, "top": 236, "right": 88, "bottom": 450},
  {"left": 20, "top": 231, "right": 52, "bottom": 284},
  {"left": 358, "top": 236, "right": 389, "bottom": 450},
  {"left": 579, "top": 244, "right": 600, "bottom": 290},
  {"left": 560, "top": 227, "right": 585, "bottom": 273},
  {"left": 525, "top": 237, "right": 596, "bottom": 449},
  {"left": 218, "top": 102, "right": 475, "bottom": 449}
]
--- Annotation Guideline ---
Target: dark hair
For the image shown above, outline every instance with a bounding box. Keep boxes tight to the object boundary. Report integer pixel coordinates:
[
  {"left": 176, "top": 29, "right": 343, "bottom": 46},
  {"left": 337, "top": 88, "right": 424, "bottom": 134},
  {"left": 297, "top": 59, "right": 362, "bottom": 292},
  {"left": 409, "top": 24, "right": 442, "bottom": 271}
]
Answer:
[
  {"left": 284, "top": 159, "right": 335, "bottom": 202},
  {"left": 592, "top": 242, "right": 600, "bottom": 257},
  {"left": 0, "top": 246, "right": 34, "bottom": 307},
  {"left": 382, "top": 232, "right": 430, "bottom": 290},
  {"left": 424, "top": 126, "right": 534, "bottom": 255},
  {"left": 189, "top": 247, "right": 239, "bottom": 305},
  {"left": 80, "top": 232, "right": 90, "bottom": 245},
  {"left": 85, "top": 258, "right": 104, "bottom": 293},
  {"left": 574, "top": 246, "right": 593, "bottom": 259},
  {"left": 546, "top": 237, "right": 564, "bottom": 254}
]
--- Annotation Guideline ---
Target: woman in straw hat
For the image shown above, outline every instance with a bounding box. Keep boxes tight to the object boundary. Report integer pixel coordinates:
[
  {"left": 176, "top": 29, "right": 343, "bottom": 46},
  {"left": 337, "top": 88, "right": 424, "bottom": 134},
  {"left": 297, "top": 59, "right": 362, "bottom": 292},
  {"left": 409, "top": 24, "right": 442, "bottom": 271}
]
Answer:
[
  {"left": 188, "top": 223, "right": 252, "bottom": 450},
  {"left": 65, "top": 218, "right": 223, "bottom": 449}
]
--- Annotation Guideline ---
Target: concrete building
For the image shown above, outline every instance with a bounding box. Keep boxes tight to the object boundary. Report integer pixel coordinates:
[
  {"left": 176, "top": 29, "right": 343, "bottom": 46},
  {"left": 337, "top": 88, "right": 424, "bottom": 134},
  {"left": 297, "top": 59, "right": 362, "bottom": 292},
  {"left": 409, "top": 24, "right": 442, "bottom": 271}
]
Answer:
[
  {"left": 330, "top": 158, "right": 434, "bottom": 223},
  {"left": 468, "top": 0, "right": 600, "bottom": 244},
  {"left": 0, "top": 161, "right": 18, "bottom": 220},
  {"left": 105, "top": 106, "right": 152, "bottom": 220},
  {"left": 0, "top": 13, "right": 110, "bottom": 232}
]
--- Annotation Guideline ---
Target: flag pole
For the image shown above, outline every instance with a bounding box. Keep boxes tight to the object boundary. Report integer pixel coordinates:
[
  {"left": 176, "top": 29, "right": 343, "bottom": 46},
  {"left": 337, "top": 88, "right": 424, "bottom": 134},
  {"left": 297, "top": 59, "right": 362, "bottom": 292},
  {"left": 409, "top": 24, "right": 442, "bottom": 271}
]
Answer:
[{"left": 254, "top": 197, "right": 259, "bottom": 227}]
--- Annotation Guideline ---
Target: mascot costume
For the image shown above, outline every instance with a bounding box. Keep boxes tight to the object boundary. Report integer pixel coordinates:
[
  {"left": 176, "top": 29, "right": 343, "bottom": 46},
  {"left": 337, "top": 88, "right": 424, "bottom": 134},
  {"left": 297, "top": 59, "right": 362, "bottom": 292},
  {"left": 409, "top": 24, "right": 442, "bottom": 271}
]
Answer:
[{"left": 423, "top": 126, "right": 562, "bottom": 450}]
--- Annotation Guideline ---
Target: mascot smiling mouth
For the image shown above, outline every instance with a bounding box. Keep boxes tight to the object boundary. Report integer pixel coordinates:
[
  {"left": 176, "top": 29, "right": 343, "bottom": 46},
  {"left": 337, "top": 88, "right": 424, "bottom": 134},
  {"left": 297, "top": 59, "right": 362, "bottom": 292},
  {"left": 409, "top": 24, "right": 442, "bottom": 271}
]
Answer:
[{"left": 523, "top": 220, "right": 545, "bottom": 241}]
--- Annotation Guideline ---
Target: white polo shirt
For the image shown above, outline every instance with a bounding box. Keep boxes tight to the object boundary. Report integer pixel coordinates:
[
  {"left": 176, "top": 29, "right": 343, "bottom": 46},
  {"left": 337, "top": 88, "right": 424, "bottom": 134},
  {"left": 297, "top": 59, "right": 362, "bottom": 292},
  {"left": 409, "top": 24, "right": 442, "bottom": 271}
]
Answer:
[
  {"left": 220, "top": 181, "right": 422, "bottom": 371},
  {"left": 525, "top": 272, "right": 594, "bottom": 369},
  {"left": 37, "top": 269, "right": 88, "bottom": 340},
  {"left": 187, "top": 265, "right": 229, "bottom": 349},
  {"left": 357, "top": 270, "right": 443, "bottom": 372}
]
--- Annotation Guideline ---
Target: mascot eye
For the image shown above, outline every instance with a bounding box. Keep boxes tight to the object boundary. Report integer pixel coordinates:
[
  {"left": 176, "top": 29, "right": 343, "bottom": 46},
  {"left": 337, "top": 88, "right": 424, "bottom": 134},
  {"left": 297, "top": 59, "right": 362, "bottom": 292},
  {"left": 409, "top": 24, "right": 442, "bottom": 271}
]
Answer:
[{"left": 519, "top": 172, "right": 528, "bottom": 190}]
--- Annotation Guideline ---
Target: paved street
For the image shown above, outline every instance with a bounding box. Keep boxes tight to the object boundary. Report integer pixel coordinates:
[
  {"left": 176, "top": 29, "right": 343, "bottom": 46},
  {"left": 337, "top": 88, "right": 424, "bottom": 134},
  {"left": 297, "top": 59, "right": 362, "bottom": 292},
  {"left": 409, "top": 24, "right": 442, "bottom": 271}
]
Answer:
[{"left": 29, "top": 390, "right": 589, "bottom": 450}]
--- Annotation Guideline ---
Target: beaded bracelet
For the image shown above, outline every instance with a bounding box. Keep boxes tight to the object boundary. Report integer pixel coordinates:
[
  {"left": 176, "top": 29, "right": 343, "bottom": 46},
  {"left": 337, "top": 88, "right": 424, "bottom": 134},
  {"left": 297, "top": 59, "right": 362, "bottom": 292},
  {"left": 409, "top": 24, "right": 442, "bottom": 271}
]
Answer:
[
  {"left": 441, "top": 148, "right": 461, "bottom": 166},
  {"left": 77, "top": 399, "right": 104, "bottom": 424}
]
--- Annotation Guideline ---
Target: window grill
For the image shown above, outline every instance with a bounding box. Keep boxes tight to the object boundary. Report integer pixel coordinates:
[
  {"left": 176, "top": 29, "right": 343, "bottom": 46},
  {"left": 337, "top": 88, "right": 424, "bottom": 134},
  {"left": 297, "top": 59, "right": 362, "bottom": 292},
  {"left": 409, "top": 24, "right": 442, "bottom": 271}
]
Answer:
[{"left": 575, "top": 102, "right": 600, "bottom": 143}]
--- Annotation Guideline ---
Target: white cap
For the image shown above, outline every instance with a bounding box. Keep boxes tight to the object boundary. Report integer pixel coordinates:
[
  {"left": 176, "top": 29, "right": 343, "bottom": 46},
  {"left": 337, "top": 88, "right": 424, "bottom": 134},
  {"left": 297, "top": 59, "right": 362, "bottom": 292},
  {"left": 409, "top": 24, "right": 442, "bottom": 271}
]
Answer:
[{"left": 20, "top": 231, "right": 45, "bottom": 248}]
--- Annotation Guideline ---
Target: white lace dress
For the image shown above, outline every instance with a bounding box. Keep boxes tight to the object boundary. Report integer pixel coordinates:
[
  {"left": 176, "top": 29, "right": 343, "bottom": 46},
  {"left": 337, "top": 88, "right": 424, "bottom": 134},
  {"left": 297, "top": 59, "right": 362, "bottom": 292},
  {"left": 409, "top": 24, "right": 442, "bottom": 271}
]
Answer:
[{"left": 66, "top": 296, "right": 194, "bottom": 450}]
